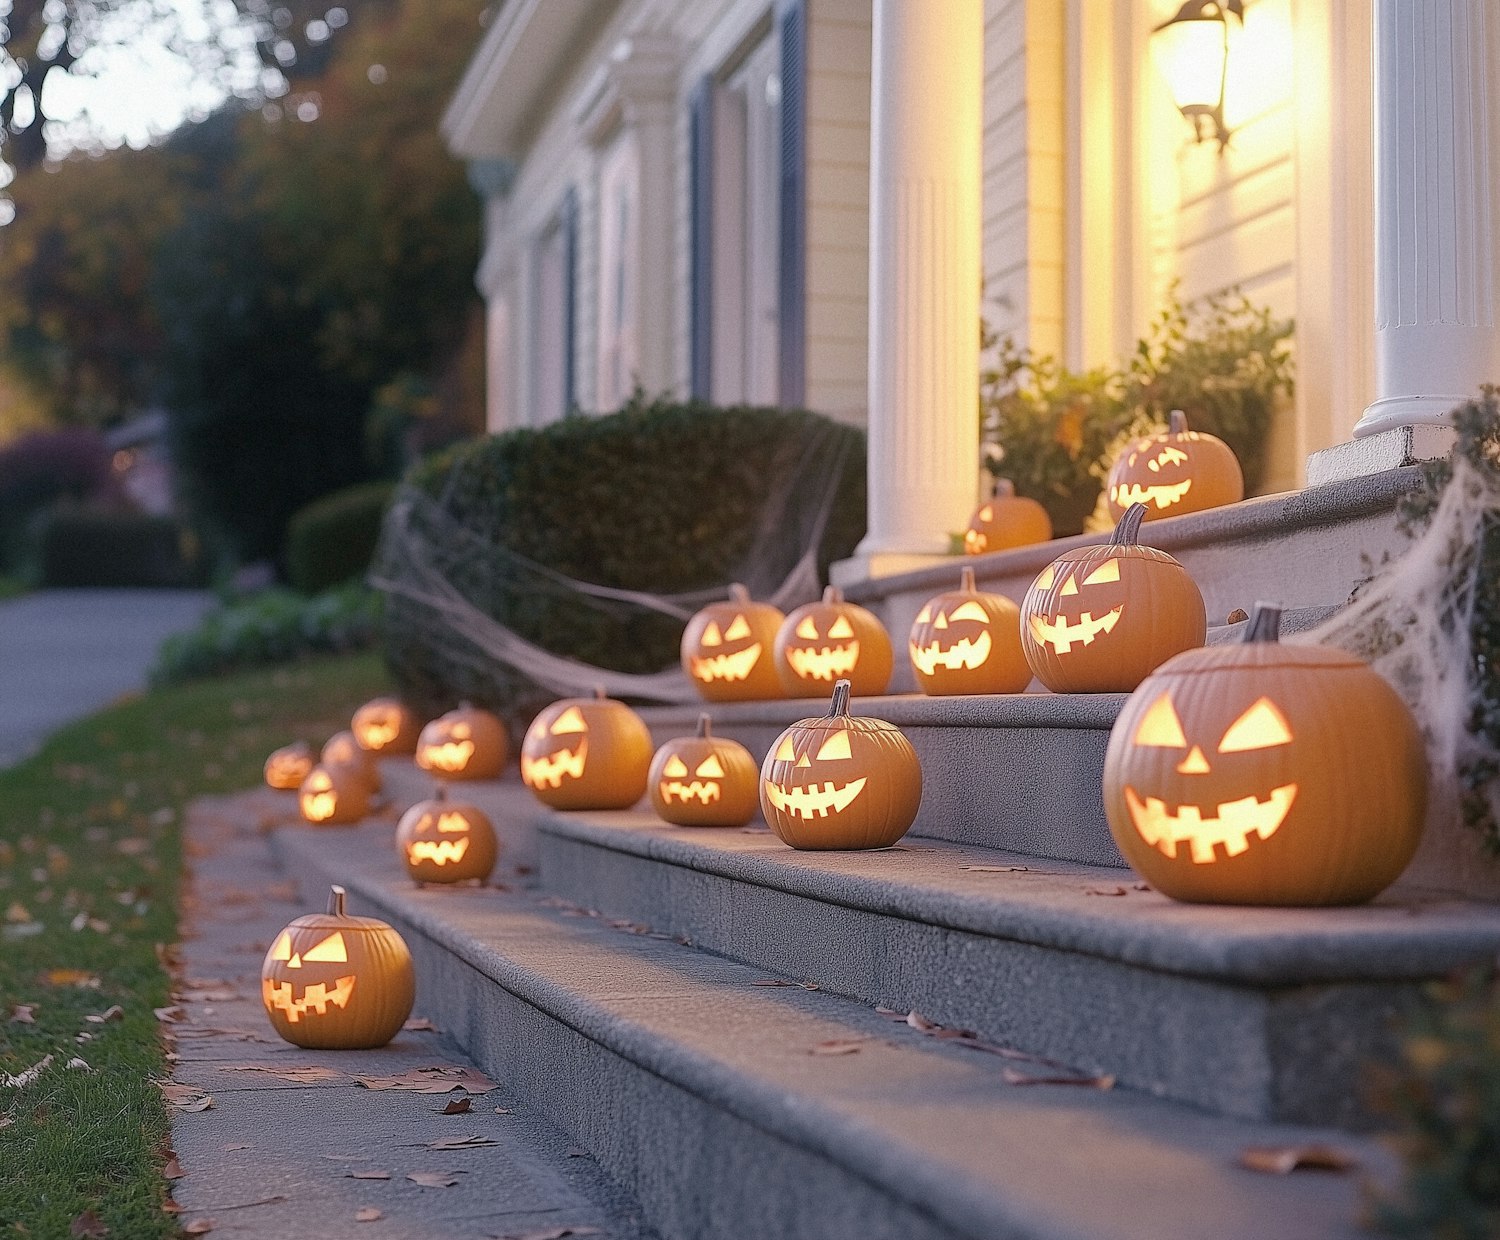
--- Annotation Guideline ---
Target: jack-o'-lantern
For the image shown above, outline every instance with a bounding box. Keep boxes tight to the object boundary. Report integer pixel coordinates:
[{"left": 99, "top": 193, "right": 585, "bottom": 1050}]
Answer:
[
  {"left": 1104, "top": 410, "right": 1243, "bottom": 522},
  {"left": 264, "top": 741, "right": 314, "bottom": 791},
  {"left": 963, "top": 480, "right": 1053, "bottom": 555},
  {"left": 322, "top": 729, "right": 380, "bottom": 793},
  {"left": 909, "top": 567, "right": 1031, "bottom": 695},
  {"left": 760, "top": 680, "right": 922, "bottom": 849},
  {"left": 394, "top": 787, "right": 498, "bottom": 884},
  {"left": 680, "top": 584, "right": 786, "bottom": 702},
  {"left": 415, "top": 703, "right": 508, "bottom": 781},
  {"left": 1020, "top": 503, "right": 1205, "bottom": 692},
  {"left": 298, "top": 764, "right": 371, "bottom": 825},
  {"left": 775, "top": 586, "right": 893, "bottom": 697},
  {"left": 520, "top": 688, "right": 653, "bottom": 810},
  {"left": 261, "top": 885, "right": 414, "bottom": 1048},
  {"left": 1103, "top": 603, "right": 1427, "bottom": 905},
  {"left": 648, "top": 714, "right": 759, "bottom": 827},
  {"left": 352, "top": 697, "right": 421, "bottom": 755}
]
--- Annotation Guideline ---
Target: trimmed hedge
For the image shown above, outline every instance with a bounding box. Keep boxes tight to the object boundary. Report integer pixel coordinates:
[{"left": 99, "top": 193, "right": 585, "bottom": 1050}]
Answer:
[
  {"left": 380, "top": 397, "right": 866, "bottom": 724},
  {"left": 37, "top": 509, "right": 210, "bottom": 588},
  {"left": 285, "top": 481, "right": 396, "bottom": 594}
]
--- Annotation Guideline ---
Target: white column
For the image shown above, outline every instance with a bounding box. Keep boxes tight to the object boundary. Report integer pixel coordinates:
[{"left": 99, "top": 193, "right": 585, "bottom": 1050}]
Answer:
[
  {"left": 856, "top": 0, "right": 982, "bottom": 563},
  {"left": 1356, "top": 0, "right": 1500, "bottom": 438}
]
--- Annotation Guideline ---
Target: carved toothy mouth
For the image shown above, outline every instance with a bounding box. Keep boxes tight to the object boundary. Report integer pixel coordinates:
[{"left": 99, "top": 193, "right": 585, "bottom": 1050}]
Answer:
[
  {"left": 691, "top": 643, "right": 763, "bottom": 683},
  {"left": 1027, "top": 608, "right": 1123, "bottom": 655},
  {"left": 302, "top": 792, "right": 338, "bottom": 821},
  {"left": 660, "top": 779, "right": 721, "bottom": 805},
  {"left": 964, "top": 530, "right": 988, "bottom": 554},
  {"left": 786, "top": 642, "right": 860, "bottom": 681},
  {"left": 362, "top": 723, "right": 398, "bottom": 747},
  {"left": 522, "top": 739, "right": 588, "bottom": 790},
  {"left": 910, "top": 631, "right": 992, "bottom": 676},
  {"left": 423, "top": 740, "right": 476, "bottom": 772},
  {"left": 1125, "top": 783, "right": 1298, "bottom": 863},
  {"left": 763, "top": 778, "right": 868, "bottom": 819},
  {"left": 1110, "top": 480, "right": 1193, "bottom": 511},
  {"left": 263, "top": 975, "right": 357, "bottom": 1023},
  {"left": 408, "top": 838, "right": 470, "bottom": 866}
]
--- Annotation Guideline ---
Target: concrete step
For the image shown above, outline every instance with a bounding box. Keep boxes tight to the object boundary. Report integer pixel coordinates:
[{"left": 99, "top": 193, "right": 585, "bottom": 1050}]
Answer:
[
  {"left": 272, "top": 822, "right": 1392, "bottom": 1240},
  {"left": 535, "top": 811, "right": 1500, "bottom": 1124}
]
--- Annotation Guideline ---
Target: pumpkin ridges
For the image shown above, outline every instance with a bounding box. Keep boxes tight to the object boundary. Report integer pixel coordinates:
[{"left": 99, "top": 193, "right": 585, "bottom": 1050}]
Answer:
[
  {"left": 1105, "top": 410, "right": 1244, "bottom": 523},
  {"left": 963, "top": 479, "right": 1053, "bottom": 555},
  {"left": 520, "top": 695, "right": 653, "bottom": 810}
]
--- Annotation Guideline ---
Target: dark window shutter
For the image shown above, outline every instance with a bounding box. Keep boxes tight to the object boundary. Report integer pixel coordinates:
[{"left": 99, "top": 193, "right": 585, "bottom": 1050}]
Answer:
[
  {"left": 561, "top": 186, "right": 578, "bottom": 413},
  {"left": 777, "top": 0, "right": 807, "bottom": 408},
  {"left": 689, "top": 75, "right": 715, "bottom": 401}
]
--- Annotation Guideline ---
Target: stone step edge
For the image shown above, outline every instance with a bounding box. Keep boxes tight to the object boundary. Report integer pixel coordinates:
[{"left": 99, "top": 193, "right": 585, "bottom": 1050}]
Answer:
[
  {"left": 536, "top": 812, "right": 1500, "bottom": 987},
  {"left": 637, "top": 690, "right": 1125, "bottom": 731}
]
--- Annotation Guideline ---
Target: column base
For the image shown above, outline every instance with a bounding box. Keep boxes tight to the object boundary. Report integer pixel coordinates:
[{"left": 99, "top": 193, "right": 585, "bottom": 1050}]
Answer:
[
  {"left": 1306, "top": 424, "right": 1455, "bottom": 488},
  {"left": 830, "top": 549, "right": 959, "bottom": 589},
  {"left": 1353, "top": 393, "right": 1465, "bottom": 439}
]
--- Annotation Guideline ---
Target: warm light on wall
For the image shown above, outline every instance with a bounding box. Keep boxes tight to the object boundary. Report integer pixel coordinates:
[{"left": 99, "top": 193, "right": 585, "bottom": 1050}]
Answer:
[{"left": 1151, "top": 0, "right": 1243, "bottom": 150}]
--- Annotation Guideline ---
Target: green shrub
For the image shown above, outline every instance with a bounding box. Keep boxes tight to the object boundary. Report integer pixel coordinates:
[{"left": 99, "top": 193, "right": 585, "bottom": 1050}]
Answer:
[
  {"left": 151, "top": 582, "right": 382, "bottom": 685},
  {"left": 36, "top": 508, "right": 210, "bottom": 588},
  {"left": 380, "top": 395, "right": 866, "bottom": 725},
  {"left": 285, "top": 481, "right": 396, "bottom": 594}
]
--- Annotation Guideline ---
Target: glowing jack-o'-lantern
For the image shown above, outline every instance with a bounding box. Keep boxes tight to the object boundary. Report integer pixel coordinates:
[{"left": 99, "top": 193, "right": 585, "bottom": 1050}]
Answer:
[
  {"left": 394, "top": 787, "right": 498, "bottom": 884},
  {"left": 415, "top": 703, "right": 508, "bottom": 781},
  {"left": 963, "top": 480, "right": 1053, "bottom": 556},
  {"left": 648, "top": 714, "right": 759, "bottom": 827},
  {"left": 520, "top": 688, "right": 653, "bottom": 810},
  {"left": 775, "top": 586, "right": 893, "bottom": 697},
  {"left": 264, "top": 741, "right": 315, "bottom": 791},
  {"left": 680, "top": 584, "right": 786, "bottom": 702},
  {"left": 261, "top": 885, "right": 414, "bottom": 1048},
  {"left": 1020, "top": 503, "right": 1206, "bottom": 693},
  {"left": 322, "top": 729, "right": 380, "bottom": 793},
  {"left": 351, "top": 697, "right": 421, "bottom": 755},
  {"left": 908, "top": 567, "right": 1031, "bottom": 696},
  {"left": 1102, "top": 603, "right": 1427, "bottom": 905},
  {"left": 759, "top": 680, "right": 922, "bottom": 849},
  {"left": 298, "top": 764, "right": 371, "bottom": 825},
  {"left": 1104, "top": 410, "right": 1244, "bottom": 522}
]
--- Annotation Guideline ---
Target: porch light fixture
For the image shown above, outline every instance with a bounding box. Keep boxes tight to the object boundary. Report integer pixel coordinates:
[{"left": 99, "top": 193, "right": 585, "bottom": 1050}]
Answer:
[{"left": 1151, "top": 0, "right": 1243, "bottom": 151}]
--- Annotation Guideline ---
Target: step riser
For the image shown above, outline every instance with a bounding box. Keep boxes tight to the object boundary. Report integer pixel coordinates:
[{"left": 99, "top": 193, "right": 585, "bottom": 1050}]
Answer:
[{"left": 539, "top": 828, "right": 1411, "bottom": 1125}]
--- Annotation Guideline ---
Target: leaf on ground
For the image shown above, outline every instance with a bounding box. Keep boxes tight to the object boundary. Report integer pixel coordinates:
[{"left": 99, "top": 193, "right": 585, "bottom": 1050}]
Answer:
[
  {"left": 42, "top": 969, "right": 101, "bottom": 988},
  {"left": 356, "top": 1066, "right": 496, "bottom": 1094},
  {"left": 438, "top": 1096, "right": 472, "bottom": 1115},
  {"left": 402, "top": 1017, "right": 438, "bottom": 1032},
  {"left": 407, "top": 1171, "right": 460, "bottom": 1188},
  {"left": 3, "top": 1055, "right": 53, "bottom": 1088},
  {"left": 154, "top": 1006, "right": 185, "bottom": 1024},
  {"left": 347, "top": 1169, "right": 391, "bottom": 1180},
  {"left": 163, "top": 1155, "right": 185, "bottom": 1180},
  {"left": 1084, "top": 887, "right": 1129, "bottom": 897},
  {"left": 355, "top": 1207, "right": 383, "bottom": 1222},
  {"left": 1238, "top": 1144, "right": 1359, "bottom": 1175},
  {"left": 85, "top": 1006, "right": 125, "bottom": 1024},
  {"left": 1002, "top": 1068, "right": 1116, "bottom": 1089},
  {"left": 221, "top": 1144, "right": 251, "bottom": 1152},
  {"left": 905, "top": 1010, "right": 940, "bottom": 1032},
  {"left": 223, "top": 1065, "right": 343, "bottom": 1084},
  {"left": 182, "top": 1218, "right": 215, "bottom": 1235},
  {"left": 964, "top": 865, "right": 1030, "bottom": 873},
  {"left": 493, "top": 1227, "right": 604, "bottom": 1240},
  {"left": 8, "top": 1003, "right": 37, "bottom": 1024},
  {"left": 160, "top": 1082, "right": 214, "bottom": 1111},
  {"left": 181, "top": 989, "right": 239, "bottom": 1004},
  {"left": 69, "top": 1210, "right": 108, "bottom": 1238},
  {"left": 426, "top": 1133, "right": 499, "bottom": 1150},
  {"left": 66, "top": 1057, "right": 94, "bottom": 1072},
  {"left": 751, "top": 979, "right": 797, "bottom": 987},
  {"left": 6, "top": 901, "right": 32, "bottom": 923},
  {"left": 809, "top": 1039, "right": 866, "bottom": 1056}
]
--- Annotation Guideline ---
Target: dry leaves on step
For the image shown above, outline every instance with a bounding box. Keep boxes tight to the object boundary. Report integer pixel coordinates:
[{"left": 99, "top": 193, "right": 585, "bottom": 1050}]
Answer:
[
  {"left": 809, "top": 1039, "right": 866, "bottom": 1056},
  {"left": 163, "top": 1155, "right": 185, "bottom": 1180},
  {"left": 751, "top": 978, "right": 818, "bottom": 990},
  {"left": 403, "top": 1017, "right": 438, "bottom": 1032},
  {"left": 69, "top": 1210, "right": 108, "bottom": 1238},
  {"left": 182, "top": 1218, "right": 214, "bottom": 1235},
  {"left": 8, "top": 1003, "right": 36, "bottom": 1024},
  {"left": 492, "top": 1228, "right": 603, "bottom": 1240},
  {"left": 159, "top": 1082, "right": 213, "bottom": 1112},
  {"left": 964, "top": 865, "right": 1030, "bottom": 873},
  {"left": 1238, "top": 1144, "right": 1359, "bottom": 1175},
  {"left": 223, "top": 1064, "right": 343, "bottom": 1084},
  {"left": 438, "top": 1096, "right": 472, "bottom": 1115},
  {"left": 355, "top": 1207, "right": 383, "bottom": 1222},
  {"left": 347, "top": 1170, "right": 392, "bottom": 1181},
  {"left": 425, "top": 1134, "right": 498, "bottom": 1151},
  {"left": 1001, "top": 1067, "right": 1115, "bottom": 1089},
  {"left": 407, "top": 1171, "right": 461, "bottom": 1188},
  {"left": 154, "top": 1006, "right": 185, "bottom": 1024},
  {"left": 1084, "top": 887, "right": 1129, "bottom": 897},
  {"left": 85, "top": 1006, "right": 124, "bottom": 1024},
  {"left": 356, "top": 1066, "right": 497, "bottom": 1094}
]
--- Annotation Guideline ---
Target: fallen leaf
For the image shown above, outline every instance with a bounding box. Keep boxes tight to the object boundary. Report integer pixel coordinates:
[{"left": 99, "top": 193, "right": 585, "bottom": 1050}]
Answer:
[
  {"left": 163, "top": 1156, "right": 185, "bottom": 1180},
  {"left": 6, "top": 901, "right": 32, "bottom": 923},
  {"left": 1002, "top": 1067, "right": 1115, "bottom": 1089},
  {"left": 159, "top": 1082, "right": 213, "bottom": 1112},
  {"left": 221, "top": 1144, "right": 251, "bottom": 1152},
  {"left": 68, "top": 1210, "right": 108, "bottom": 1238},
  {"left": 9, "top": 1003, "right": 36, "bottom": 1024},
  {"left": 425, "top": 1133, "right": 498, "bottom": 1150},
  {"left": 492, "top": 1229, "right": 604, "bottom": 1240},
  {"left": 439, "top": 1096, "right": 472, "bottom": 1115},
  {"left": 347, "top": 1170, "right": 391, "bottom": 1180},
  {"left": 809, "top": 1039, "right": 866, "bottom": 1056},
  {"left": 42, "top": 969, "right": 100, "bottom": 988},
  {"left": 1085, "top": 887, "right": 1129, "bottom": 897},
  {"left": 3, "top": 1055, "right": 53, "bottom": 1088},
  {"left": 964, "top": 865, "right": 1030, "bottom": 873},
  {"left": 751, "top": 978, "right": 797, "bottom": 988},
  {"left": 223, "top": 1065, "right": 343, "bottom": 1084},
  {"left": 85, "top": 1006, "right": 124, "bottom": 1024},
  {"left": 407, "top": 1171, "right": 460, "bottom": 1188},
  {"left": 356, "top": 1066, "right": 496, "bottom": 1094},
  {"left": 182, "top": 1219, "right": 214, "bottom": 1235},
  {"left": 905, "top": 1011, "right": 940, "bottom": 1032},
  {"left": 154, "top": 1006, "right": 185, "bottom": 1024},
  {"left": 494, "top": 1107, "right": 512, "bottom": 1115},
  {"left": 355, "top": 1207, "right": 383, "bottom": 1222},
  {"left": 403, "top": 1017, "right": 438, "bottom": 1032},
  {"left": 1238, "top": 1145, "right": 1359, "bottom": 1175},
  {"left": 66, "top": 1057, "right": 93, "bottom": 1073}
]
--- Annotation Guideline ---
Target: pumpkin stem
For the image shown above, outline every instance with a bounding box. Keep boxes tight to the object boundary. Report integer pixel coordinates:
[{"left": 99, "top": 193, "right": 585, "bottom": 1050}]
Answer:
[
  {"left": 959, "top": 566, "right": 977, "bottom": 593},
  {"left": 1168, "top": 409, "right": 1188, "bottom": 434},
  {"left": 822, "top": 585, "right": 844, "bottom": 605},
  {"left": 992, "top": 478, "right": 1016, "bottom": 499},
  {"left": 1242, "top": 602, "right": 1283, "bottom": 644},
  {"left": 695, "top": 713, "right": 713, "bottom": 739},
  {"left": 728, "top": 583, "right": 750, "bottom": 604},
  {"left": 827, "top": 679, "right": 852, "bottom": 719},
  {"left": 327, "top": 886, "right": 347, "bottom": 916},
  {"left": 1111, "top": 503, "right": 1148, "bottom": 547}
]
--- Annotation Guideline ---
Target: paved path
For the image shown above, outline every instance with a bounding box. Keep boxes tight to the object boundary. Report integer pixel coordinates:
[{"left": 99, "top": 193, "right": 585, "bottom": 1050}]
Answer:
[{"left": 0, "top": 588, "right": 214, "bottom": 766}]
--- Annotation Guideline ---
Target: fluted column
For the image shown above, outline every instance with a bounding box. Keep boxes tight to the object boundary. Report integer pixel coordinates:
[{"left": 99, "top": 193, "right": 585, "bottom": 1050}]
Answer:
[
  {"left": 1356, "top": 0, "right": 1500, "bottom": 437},
  {"left": 856, "top": 0, "right": 982, "bottom": 561}
]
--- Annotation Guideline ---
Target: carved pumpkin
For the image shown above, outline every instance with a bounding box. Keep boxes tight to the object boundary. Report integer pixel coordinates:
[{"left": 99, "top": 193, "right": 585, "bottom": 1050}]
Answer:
[
  {"left": 963, "top": 480, "right": 1053, "bottom": 555},
  {"left": 261, "top": 885, "right": 414, "bottom": 1049},
  {"left": 415, "top": 703, "right": 508, "bottom": 781},
  {"left": 264, "top": 741, "right": 314, "bottom": 791},
  {"left": 352, "top": 697, "right": 421, "bottom": 755},
  {"left": 648, "top": 715, "right": 759, "bottom": 827},
  {"left": 1020, "top": 503, "right": 1206, "bottom": 692},
  {"left": 680, "top": 583, "right": 787, "bottom": 702},
  {"left": 298, "top": 764, "right": 371, "bottom": 826},
  {"left": 322, "top": 729, "right": 380, "bottom": 793},
  {"left": 520, "top": 688, "right": 653, "bottom": 810},
  {"left": 1103, "top": 603, "right": 1427, "bottom": 905},
  {"left": 1105, "top": 410, "right": 1244, "bottom": 522},
  {"left": 760, "top": 680, "right": 922, "bottom": 849},
  {"left": 394, "top": 787, "right": 498, "bottom": 884},
  {"left": 775, "top": 586, "right": 893, "bottom": 697},
  {"left": 909, "top": 567, "right": 1031, "bottom": 696}
]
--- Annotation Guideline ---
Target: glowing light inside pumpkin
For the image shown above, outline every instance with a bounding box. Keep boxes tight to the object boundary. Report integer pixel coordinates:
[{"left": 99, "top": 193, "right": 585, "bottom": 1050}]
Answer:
[
  {"left": 408, "top": 838, "right": 471, "bottom": 866},
  {"left": 262, "top": 930, "right": 355, "bottom": 1021},
  {"left": 1110, "top": 479, "right": 1193, "bottom": 511},
  {"left": 421, "top": 721, "right": 476, "bottom": 773},
  {"left": 301, "top": 772, "right": 338, "bottom": 822},
  {"left": 785, "top": 610, "right": 862, "bottom": 681},
  {"left": 521, "top": 707, "right": 590, "bottom": 790},
  {"left": 762, "top": 725, "right": 867, "bottom": 819},
  {"left": 358, "top": 718, "right": 399, "bottom": 747},
  {"left": 657, "top": 747, "right": 731, "bottom": 805}
]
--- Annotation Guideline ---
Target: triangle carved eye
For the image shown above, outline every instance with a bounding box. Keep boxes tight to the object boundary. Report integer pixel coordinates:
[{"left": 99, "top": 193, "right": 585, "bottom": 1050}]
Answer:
[
  {"left": 773, "top": 735, "right": 796, "bottom": 762},
  {"left": 663, "top": 755, "right": 689, "bottom": 778},
  {"left": 1133, "top": 694, "right": 1187, "bottom": 748},
  {"left": 827, "top": 616, "right": 854, "bottom": 640},
  {"left": 948, "top": 601, "right": 990, "bottom": 623},
  {"left": 815, "top": 730, "right": 852, "bottom": 761},
  {"left": 724, "top": 615, "right": 751, "bottom": 641},
  {"left": 701, "top": 622, "right": 723, "bottom": 648},
  {"left": 551, "top": 706, "right": 587, "bottom": 735},
  {"left": 695, "top": 754, "right": 726, "bottom": 778},
  {"left": 270, "top": 931, "right": 294, "bottom": 961},
  {"left": 302, "top": 932, "right": 348, "bottom": 964},
  {"left": 795, "top": 617, "right": 819, "bottom": 640},
  {"left": 1218, "top": 698, "right": 1293, "bottom": 752}
]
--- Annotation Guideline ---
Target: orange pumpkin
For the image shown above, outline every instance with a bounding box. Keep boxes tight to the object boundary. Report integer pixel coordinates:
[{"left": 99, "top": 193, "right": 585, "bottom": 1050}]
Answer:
[
  {"left": 775, "top": 586, "right": 893, "bottom": 697},
  {"left": 963, "top": 480, "right": 1053, "bottom": 555},
  {"left": 298, "top": 764, "right": 371, "bottom": 825},
  {"left": 760, "top": 680, "right": 922, "bottom": 849},
  {"left": 322, "top": 729, "right": 380, "bottom": 793},
  {"left": 352, "top": 697, "right": 421, "bottom": 755},
  {"left": 264, "top": 741, "right": 315, "bottom": 791},
  {"left": 394, "top": 787, "right": 498, "bottom": 884},
  {"left": 520, "top": 688, "right": 653, "bottom": 810},
  {"left": 680, "top": 583, "right": 786, "bottom": 702},
  {"left": 415, "top": 703, "right": 508, "bottom": 780},
  {"left": 261, "top": 885, "right": 414, "bottom": 1049},
  {"left": 1105, "top": 410, "right": 1244, "bottom": 522},
  {"left": 648, "top": 715, "right": 759, "bottom": 827},
  {"left": 1020, "top": 503, "right": 1206, "bottom": 692},
  {"left": 909, "top": 567, "right": 1031, "bottom": 695},
  {"left": 1102, "top": 603, "right": 1427, "bottom": 905}
]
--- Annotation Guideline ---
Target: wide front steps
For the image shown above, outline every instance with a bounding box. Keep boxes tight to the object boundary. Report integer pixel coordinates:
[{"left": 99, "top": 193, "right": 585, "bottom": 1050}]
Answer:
[
  {"left": 272, "top": 822, "right": 1395, "bottom": 1240},
  {"left": 536, "top": 811, "right": 1500, "bottom": 1125}
]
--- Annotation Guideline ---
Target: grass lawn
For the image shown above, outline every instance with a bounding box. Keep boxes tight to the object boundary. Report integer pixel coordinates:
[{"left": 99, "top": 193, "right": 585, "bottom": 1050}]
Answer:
[{"left": 0, "top": 652, "right": 390, "bottom": 1237}]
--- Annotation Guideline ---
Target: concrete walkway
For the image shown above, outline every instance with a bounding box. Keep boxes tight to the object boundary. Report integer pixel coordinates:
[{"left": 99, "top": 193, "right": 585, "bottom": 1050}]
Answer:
[{"left": 0, "top": 588, "right": 214, "bottom": 767}]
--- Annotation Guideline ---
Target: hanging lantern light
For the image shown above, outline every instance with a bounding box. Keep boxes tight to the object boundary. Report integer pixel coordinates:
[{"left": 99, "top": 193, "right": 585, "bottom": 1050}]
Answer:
[{"left": 1151, "top": 0, "right": 1243, "bottom": 150}]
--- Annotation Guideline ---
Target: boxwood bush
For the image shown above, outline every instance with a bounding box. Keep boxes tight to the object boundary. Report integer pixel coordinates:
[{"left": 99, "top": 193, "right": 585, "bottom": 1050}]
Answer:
[{"left": 285, "top": 480, "right": 396, "bottom": 594}]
